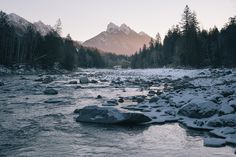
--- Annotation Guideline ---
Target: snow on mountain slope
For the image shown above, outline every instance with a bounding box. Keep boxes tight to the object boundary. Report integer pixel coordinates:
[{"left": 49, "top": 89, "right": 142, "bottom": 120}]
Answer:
[
  {"left": 7, "top": 13, "right": 53, "bottom": 36},
  {"left": 34, "top": 21, "right": 53, "bottom": 36}
]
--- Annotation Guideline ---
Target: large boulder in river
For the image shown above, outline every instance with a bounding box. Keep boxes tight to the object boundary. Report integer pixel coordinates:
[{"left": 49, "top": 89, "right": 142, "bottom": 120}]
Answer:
[
  {"left": 75, "top": 105, "right": 151, "bottom": 124},
  {"left": 178, "top": 100, "right": 220, "bottom": 118}
]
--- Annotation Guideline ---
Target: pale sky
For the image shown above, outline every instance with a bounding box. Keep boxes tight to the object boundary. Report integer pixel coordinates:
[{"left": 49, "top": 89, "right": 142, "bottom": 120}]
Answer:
[{"left": 0, "top": 0, "right": 235, "bottom": 41}]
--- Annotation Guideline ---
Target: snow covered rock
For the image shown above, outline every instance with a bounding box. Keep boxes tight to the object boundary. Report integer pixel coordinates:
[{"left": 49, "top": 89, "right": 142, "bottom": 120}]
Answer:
[
  {"left": 209, "top": 127, "right": 236, "bottom": 138},
  {"left": 149, "top": 96, "right": 159, "bottom": 103},
  {"left": 226, "top": 134, "right": 236, "bottom": 145},
  {"left": 203, "top": 137, "right": 226, "bottom": 147},
  {"left": 178, "top": 100, "right": 220, "bottom": 118},
  {"left": 221, "top": 89, "right": 235, "bottom": 97},
  {"left": 75, "top": 105, "right": 151, "bottom": 124},
  {"left": 207, "top": 114, "right": 236, "bottom": 127},
  {"left": 208, "top": 94, "right": 223, "bottom": 104},
  {"left": 219, "top": 103, "right": 235, "bottom": 115}
]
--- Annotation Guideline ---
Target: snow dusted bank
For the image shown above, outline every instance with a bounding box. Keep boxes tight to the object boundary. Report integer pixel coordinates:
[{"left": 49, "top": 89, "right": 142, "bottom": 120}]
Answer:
[{"left": 74, "top": 68, "right": 236, "bottom": 151}]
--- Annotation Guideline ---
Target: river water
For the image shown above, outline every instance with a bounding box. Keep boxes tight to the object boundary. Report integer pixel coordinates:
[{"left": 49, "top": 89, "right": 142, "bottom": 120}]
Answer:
[{"left": 0, "top": 69, "right": 235, "bottom": 156}]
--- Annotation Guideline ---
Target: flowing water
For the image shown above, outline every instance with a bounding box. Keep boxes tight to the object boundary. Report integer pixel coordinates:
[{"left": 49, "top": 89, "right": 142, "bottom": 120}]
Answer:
[{"left": 0, "top": 69, "right": 235, "bottom": 156}]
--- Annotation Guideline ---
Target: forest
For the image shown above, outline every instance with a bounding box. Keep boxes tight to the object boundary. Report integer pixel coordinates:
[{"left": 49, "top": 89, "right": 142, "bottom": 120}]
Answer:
[
  {"left": 131, "top": 5, "right": 236, "bottom": 68},
  {"left": 0, "top": 11, "right": 129, "bottom": 70},
  {"left": 0, "top": 5, "right": 236, "bottom": 70}
]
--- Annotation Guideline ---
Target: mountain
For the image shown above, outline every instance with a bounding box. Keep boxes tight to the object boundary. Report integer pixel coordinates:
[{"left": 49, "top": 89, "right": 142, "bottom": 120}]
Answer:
[
  {"left": 83, "top": 22, "right": 152, "bottom": 55},
  {"left": 7, "top": 13, "right": 53, "bottom": 36}
]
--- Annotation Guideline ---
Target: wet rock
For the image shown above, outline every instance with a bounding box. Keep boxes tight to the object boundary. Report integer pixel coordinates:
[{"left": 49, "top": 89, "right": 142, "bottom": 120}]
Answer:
[
  {"left": 42, "top": 76, "right": 54, "bottom": 84},
  {"left": 69, "top": 81, "right": 77, "bottom": 84},
  {"left": 79, "top": 77, "right": 89, "bottom": 84},
  {"left": 164, "top": 110, "right": 176, "bottom": 116},
  {"left": 207, "top": 114, "right": 236, "bottom": 127},
  {"left": 132, "top": 96, "right": 145, "bottom": 103},
  {"left": 118, "top": 97, "right": 124, "bottom": 103},
  {"left": 147, "top": 90, "right": 156, "bottom": 97},
  {"left": 219, "top": 103, "right": 234, "bottom": 115},
  {"left": 178, "top": 100, "right": 220, "bottom": 118},
  {"left": 44, "top": 98, "right": 63, "bottom": 103},
  {"left": 90, "top": 80, "right": 98, "bottom": 83},
  {"left": 209, "top": 127, "right": 236, "bottom": 138},
  {"left": 225, "top": 70, "right": 232, "bottom": 75},
  {"left": 0, "top": 82, "right": 4, "bottom": 86},
  {"left": 122, "top": 105, "right": 144, "bottom": 112},
  {"left": 193, "top": 120, "right": 205, "bottom": 127},
  {"left": 149, "top": 96, "right": 159, "bottom": 103},
  {"left": 100, "top": 79, "right": 108, "bottom": 82},
  {"left": 96, "top": 95, "right": 102, "bottom": 99},
  {"left": 43, "top": 88, "right": 58, "bottom": 95},
  {"left": 107, "top": 99, "right": 118, "bottom": 104},
  {"left": 75, "top": 105, "right": 151, "bottom": 124},
  {"left": 208, "top": 94, "right": 223, "bottom": 104},
  {"left": 203, "top": 138, "right": 226, "bottom": 147},
  {"left": 229, "top": 100, "right": 236, "bottom": 110},
  {"left": 34, "top": 77, "right": 43, "bottom": 82},
  {"left": 75, "top": 85, "right": 82, "bottom": 89},
  {"left": 102, "top": 103, "right": 118, "bottom": 106},
  {"left": 221, "top": 89, "right": 235, "bottom": 97},
  {"left": 226, "top": 134, "right": 236, "bottom": 145}
]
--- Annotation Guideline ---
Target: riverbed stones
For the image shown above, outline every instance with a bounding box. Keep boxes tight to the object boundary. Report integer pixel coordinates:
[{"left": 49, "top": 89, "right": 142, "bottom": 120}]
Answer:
[
  {"left": 75, "top": 105, "right": 151, "bottom": 124},
  {"left": 178, "top": 100, "right": 220, "bottom": 118}
]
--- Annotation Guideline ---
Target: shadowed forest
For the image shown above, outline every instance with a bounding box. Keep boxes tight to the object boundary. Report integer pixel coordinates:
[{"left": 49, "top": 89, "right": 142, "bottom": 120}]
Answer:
[{"left": 0, "top": 6, "right": 235, "bottom": 70}]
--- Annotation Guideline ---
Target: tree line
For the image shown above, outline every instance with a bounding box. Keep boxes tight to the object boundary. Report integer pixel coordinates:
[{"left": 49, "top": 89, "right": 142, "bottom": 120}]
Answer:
[
  {"left": 131, "top": 5, "right": 236, "bottom": 68},
  {"left": 0, "top": 11, "right": 129, "bottom": 70}
]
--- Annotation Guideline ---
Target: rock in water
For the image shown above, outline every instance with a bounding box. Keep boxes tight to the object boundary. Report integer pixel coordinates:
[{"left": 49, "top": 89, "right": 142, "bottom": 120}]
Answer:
[
  {"left": 96, "top": 95, "right": 102, "bottom": 99},
  {"left": 42, "top": 76, "right": 54, "bottom": 84},
  {"left": 203, "top": 138, "right": 226, "bottom": 147},
  {"left": 149, "top": 96, "right": 159, "bottom": 103},
  {"left": 178, "top": 100, "right": 219, "bottom": 118},
  {"left": 69, "top": 81, "right": 77, "bottom": 84},
  {"left": 79, "top": 77, "right": 89, "bottom": 84},
  {"left": 75, "top": 105, "right": 151, "bottom": 124},
  {"left": 221, "top": 89, "right": 235, "bottom": 97},
  {"left": 207, "top": 114, "right": 236, "bottom": 127},
  {"left": 43, "top": 88, "right": 58, "bottom": 95},
  {"left": 0, "top": 82, "right": 4, "bottom": 86}
]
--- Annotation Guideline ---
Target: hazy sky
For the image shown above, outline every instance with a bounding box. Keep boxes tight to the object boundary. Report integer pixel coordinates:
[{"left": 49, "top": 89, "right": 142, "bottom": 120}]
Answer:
[{"left": 0, "top": 0, "right": 235, "bottom": 41}]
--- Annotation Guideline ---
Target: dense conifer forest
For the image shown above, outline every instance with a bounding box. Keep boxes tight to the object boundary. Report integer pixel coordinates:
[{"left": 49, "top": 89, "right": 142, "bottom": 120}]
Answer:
[
  {"left": 131, "top": 6, "right": 236, "bottom": 68},
  {"left": 0, "top": 6, "right": 236, "bottom": 70}
]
